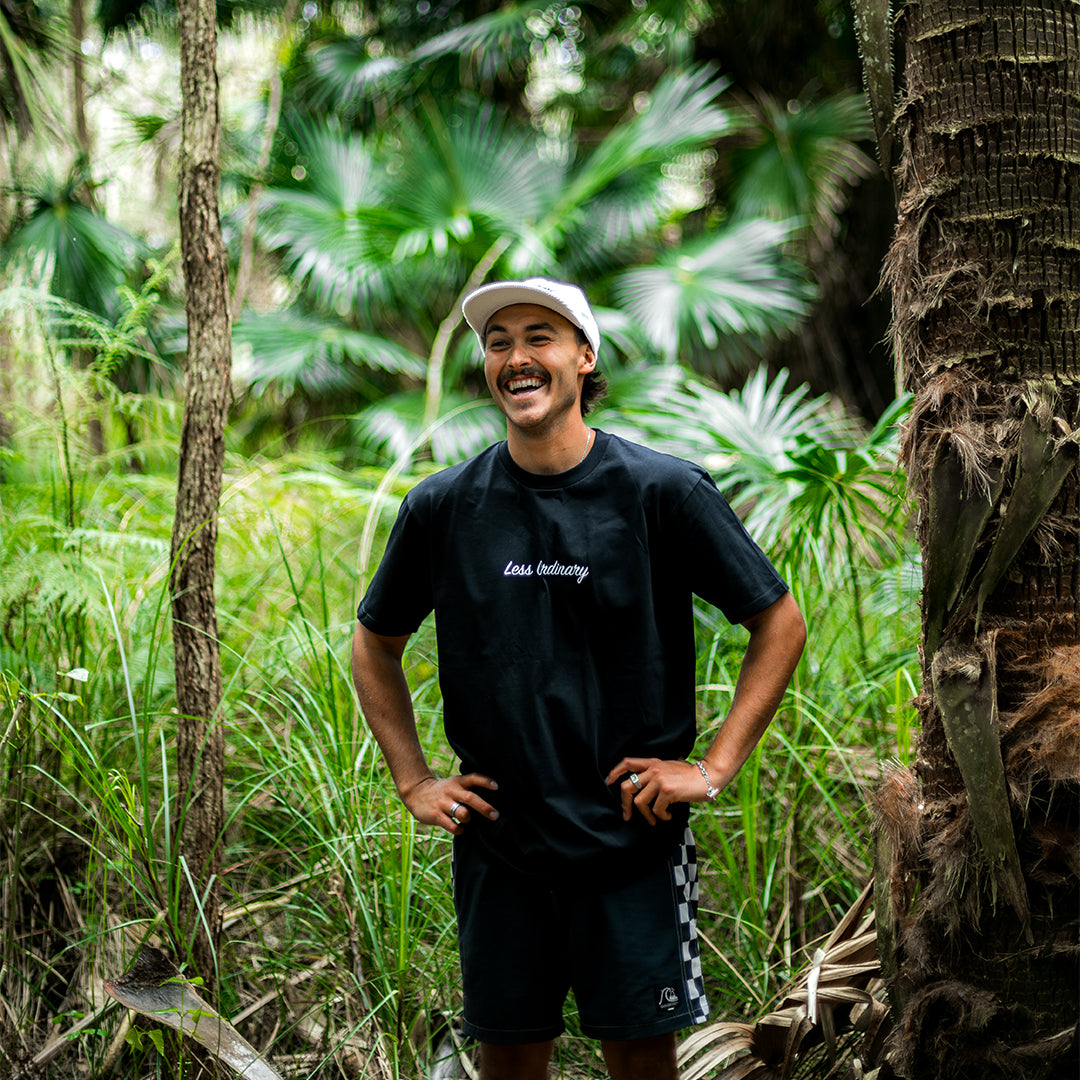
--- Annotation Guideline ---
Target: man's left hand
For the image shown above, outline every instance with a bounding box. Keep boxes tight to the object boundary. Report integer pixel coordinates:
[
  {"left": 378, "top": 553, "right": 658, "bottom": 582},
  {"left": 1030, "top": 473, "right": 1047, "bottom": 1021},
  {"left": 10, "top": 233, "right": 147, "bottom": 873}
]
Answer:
[{"left": 604, "top": 757, "right": 709, "bottom": 825}]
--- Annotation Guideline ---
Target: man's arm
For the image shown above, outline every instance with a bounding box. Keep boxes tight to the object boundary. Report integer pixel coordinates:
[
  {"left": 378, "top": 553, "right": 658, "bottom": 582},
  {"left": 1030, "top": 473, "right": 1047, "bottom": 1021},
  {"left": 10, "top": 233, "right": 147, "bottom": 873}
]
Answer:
[
  {"left": 605, "top": 590, "right": 806, "bottom": 824},
  {"left": 351, "top": 623, "right": 499, "bottom": 833}
]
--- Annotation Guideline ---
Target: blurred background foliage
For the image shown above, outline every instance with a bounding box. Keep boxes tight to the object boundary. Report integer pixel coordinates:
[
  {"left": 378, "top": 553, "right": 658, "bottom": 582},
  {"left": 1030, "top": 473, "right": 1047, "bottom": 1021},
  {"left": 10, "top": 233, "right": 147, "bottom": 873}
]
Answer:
[
  {"left": 0, "top": 2, "right": 914, "bottom": 1077},
  {"left": 1, "top": 0, "right": 896, "bottom": 470}
]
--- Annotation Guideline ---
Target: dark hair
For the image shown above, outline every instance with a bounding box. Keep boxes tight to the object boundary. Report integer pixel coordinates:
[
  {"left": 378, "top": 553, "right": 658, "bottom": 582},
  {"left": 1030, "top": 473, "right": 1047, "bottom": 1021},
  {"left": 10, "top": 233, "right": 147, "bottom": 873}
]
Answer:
[{"left": 574, "top": 327, "right": 608, "bottom": 416}]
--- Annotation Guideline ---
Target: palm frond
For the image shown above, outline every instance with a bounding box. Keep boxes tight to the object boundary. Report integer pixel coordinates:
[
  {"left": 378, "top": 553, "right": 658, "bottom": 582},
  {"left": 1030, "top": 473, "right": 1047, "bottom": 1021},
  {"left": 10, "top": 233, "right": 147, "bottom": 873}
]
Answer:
[
  {"left": 730, "top": 92, "right": 876, "bottom": 248},
  {"left": 677, "top": 883, "right": 890, "bottom": 1080},
  {"left": 602, "top": 365, "right": 907, "bottom": 581},
  {"left": 0, "top": 5, "right": 64, "bottom": 136},
  {"left": 613, "top": 220, "right": 813, "bottom": 370},
  {"left": 557, "top": 65, "right": 736, "bottom": 213},
  {"left": 411, "top": 4, "right": 536, "bottom": 79},
  {"left": 559, "top": 165, "right": 673, "bottom": 272},
  {"left": 233, "top": 310, "right": 426, "bottom": 398},
  {"left": 3, "top": 185, "right": 144, "bottom": 317},
  {"left": 255, "top": 122, "right": 407, "bottom": 313},
  {"left": 385, "top": 101, "right": 563, "bottom": 260},
  {"left": 300, "top": 36, "right": 413, "bottom": 112},
  {"left": 350, "top": 391, "right": 504, "bottom": 467}
]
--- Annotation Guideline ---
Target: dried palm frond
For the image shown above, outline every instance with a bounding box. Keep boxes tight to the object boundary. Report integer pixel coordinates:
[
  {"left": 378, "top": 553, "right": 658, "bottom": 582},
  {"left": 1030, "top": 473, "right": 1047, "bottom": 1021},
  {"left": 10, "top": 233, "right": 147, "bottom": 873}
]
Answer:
[{"left": 678, "top": 881, "right": 891, "bottom": 1080}]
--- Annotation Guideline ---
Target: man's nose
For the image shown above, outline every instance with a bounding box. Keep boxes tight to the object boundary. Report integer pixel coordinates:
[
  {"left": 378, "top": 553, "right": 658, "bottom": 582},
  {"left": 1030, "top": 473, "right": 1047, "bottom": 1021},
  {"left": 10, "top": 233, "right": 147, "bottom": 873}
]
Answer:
[{"left": 507, "top": 340, "right": 531, "bottom": 365}]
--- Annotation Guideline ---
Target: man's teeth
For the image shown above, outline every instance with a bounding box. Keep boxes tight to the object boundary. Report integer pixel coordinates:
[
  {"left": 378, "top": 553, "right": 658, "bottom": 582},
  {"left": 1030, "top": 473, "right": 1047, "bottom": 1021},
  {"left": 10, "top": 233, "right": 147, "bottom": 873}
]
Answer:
[{"left": 508, "top": 378, "right": 544, "bottom": 393}]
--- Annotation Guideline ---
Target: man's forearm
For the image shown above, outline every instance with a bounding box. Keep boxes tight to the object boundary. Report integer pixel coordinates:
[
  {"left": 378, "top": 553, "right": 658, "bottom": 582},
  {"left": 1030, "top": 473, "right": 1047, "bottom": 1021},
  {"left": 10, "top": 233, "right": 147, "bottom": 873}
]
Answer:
[
  {"left": 701, "top": 590, "right": 806, "bottom": 790},
  {"left": 350, "top": 624, "right": 434, "bottom": 799},
  {"left": 351, "top": 622, "right": 501, "bottom": 833}
]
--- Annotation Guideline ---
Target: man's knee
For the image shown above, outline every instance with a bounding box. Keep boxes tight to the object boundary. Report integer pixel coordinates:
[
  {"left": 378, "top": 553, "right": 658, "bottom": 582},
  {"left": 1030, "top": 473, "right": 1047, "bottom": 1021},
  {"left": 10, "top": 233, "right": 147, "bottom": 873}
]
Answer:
[
  {"left": 601, "top": 1032, "right": 679, "bottom": 1080},
  {"left": 478, "top": 1039, "right": 554, "bottom": 1080}
]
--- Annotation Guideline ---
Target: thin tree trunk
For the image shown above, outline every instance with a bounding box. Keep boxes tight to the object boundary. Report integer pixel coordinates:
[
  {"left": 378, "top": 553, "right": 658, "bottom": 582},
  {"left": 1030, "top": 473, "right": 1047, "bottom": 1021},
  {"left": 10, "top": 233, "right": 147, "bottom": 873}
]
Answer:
[
  {"left": 875, "top": 2, "right": 1079, "bottom": 1077},
  {"left": 71, "top": 0, "right": 90, "bottom": 160},
  {"left": 171, "top": 0, "right": 230, "bottom": 1050}
]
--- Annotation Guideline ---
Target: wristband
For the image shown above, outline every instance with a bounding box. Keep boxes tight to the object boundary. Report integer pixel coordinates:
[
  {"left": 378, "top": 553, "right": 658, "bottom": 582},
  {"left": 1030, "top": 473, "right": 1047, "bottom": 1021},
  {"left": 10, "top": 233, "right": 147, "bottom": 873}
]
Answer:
[{"left": 696, "top": 760, "right": 720, "bottom": 801}]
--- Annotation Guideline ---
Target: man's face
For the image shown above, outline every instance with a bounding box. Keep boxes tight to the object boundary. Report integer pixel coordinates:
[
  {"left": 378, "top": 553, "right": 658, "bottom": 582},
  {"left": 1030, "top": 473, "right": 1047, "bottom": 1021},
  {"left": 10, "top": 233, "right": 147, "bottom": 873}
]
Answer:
[{"left": 482, "top": 303, "right": 595, "bottom": 434}]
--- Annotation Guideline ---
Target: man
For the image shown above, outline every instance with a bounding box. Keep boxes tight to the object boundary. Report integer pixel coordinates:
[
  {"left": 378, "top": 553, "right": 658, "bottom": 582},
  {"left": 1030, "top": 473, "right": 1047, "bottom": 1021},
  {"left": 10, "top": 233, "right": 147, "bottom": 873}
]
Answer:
[{"left": 351, "top": 277, "right": 806, "bottom": 1080}]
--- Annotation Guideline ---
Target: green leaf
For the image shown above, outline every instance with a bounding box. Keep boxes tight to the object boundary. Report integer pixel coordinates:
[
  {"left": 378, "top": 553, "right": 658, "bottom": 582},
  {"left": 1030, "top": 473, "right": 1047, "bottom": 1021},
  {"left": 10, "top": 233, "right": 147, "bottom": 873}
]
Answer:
[
  {"left": 613, "top": 220, "right": 814, "bottom": 369},
  {"left": 233, "top": 309, "right": 426, "bottom": 397},
  {"left": 351, "top": 390, "right": 504, "bottom": 466}
]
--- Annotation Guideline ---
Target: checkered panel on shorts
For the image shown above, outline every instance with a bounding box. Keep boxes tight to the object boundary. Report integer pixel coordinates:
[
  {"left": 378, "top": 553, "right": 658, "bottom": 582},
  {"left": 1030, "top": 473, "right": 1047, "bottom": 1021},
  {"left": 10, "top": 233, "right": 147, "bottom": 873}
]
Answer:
[{"left": 671, "top": 826, "right": 710, "bottom": 1024}]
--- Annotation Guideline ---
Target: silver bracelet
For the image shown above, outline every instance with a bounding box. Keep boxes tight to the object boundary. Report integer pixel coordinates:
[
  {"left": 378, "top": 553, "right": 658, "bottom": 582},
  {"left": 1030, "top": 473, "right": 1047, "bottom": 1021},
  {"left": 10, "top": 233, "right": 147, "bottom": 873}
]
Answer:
[{"left": 696, "top": 760, "right": 720, "bottom": 801}]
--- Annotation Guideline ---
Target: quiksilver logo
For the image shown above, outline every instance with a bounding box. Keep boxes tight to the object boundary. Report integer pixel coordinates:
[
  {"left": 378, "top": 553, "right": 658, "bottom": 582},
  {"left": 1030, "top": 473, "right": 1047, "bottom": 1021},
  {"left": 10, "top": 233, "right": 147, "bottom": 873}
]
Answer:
[{"left": 658, "top": 986, "right": 679, "bottom": 1011}]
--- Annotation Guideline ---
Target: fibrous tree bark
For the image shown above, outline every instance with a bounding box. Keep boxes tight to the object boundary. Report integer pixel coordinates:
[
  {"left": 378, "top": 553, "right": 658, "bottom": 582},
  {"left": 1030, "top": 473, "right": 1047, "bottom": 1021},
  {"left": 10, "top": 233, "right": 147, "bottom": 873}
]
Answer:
[
  {"left": 873, "top": 2, "right": 1079, "bottom": 1077},
  {"left": 171, "top": 0, "right": 230, "bottom": 1023}
]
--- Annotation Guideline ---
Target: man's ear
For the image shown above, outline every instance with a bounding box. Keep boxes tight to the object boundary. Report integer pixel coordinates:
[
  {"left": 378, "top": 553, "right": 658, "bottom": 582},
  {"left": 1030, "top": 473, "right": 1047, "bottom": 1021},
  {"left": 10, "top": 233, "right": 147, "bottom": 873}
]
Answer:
[{"left": 579, "top": 343, "right": 597, "bottom": 373}]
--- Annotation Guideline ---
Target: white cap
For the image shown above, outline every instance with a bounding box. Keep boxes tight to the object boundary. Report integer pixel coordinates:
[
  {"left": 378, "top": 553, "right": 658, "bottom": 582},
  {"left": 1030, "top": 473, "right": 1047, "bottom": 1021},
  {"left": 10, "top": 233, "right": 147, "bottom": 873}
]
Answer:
[{"left": 462, "top": 277, "right": 600, "bottom": 361}]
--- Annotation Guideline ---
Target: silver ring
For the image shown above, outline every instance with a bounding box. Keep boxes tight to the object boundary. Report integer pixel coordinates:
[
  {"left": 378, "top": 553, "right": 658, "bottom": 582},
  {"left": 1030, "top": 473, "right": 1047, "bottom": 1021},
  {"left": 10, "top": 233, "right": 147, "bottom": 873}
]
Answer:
[
  {"left": 630, "top": 773, "right": 641, "bottom": 790},
  {"left": 450, "top": 800, "right": 463, "bottom": 825}
]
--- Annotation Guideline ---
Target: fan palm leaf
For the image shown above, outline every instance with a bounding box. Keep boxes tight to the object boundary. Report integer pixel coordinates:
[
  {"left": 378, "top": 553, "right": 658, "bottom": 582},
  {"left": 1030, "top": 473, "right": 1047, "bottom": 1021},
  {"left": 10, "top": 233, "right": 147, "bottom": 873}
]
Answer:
[
  {"left": 256, "top": 121, "right": 416, "bottom": 314},
  {"left": 0, "top": 3, "right": 62, "bottom": 136},
  {"left": 556, "top": 164, "right": 679, "bottom": 278},
  {"left": 299, "top": 35, "right": 412, "bottom": 113},
  {"left": 609, "top": 366, "right": 906, "bottom": 583},
  {"left": 351, "top": 390, "right": 504, "bottom": 467},
  {"left": 233, "top": 309, "right": 426, "bottom": 398},
  {"left": 384, "top": 100, "right": 562, "bottom": 261},
  {"left": 554, "top": 64, "right": 736, "bottom": 217},
  {"left": 730, "top": 92, "right": 875, "bottom": 249},
  {"left": 3, "top": 177, "right": 144, "bottom": 317},
  {"left": 613, "top": 220, "right": 813, "bottom": 370},
  {"left": 411, "top": 3, "right": 537, "bottom": 81}
]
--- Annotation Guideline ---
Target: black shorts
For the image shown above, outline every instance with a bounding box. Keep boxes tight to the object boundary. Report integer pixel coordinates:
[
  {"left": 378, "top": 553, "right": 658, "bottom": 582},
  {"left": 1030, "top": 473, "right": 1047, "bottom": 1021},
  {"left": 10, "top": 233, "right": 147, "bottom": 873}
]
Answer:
[{"left": 452, "top": 827, "right": 709, "bottom": 1044}]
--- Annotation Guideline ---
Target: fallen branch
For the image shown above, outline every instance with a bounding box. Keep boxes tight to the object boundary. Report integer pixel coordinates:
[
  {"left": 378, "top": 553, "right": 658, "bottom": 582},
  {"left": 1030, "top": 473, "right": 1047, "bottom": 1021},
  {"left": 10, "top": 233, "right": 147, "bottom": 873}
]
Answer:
[{"left": 104, "top": 945, "right": 284, "bottom": 1080}]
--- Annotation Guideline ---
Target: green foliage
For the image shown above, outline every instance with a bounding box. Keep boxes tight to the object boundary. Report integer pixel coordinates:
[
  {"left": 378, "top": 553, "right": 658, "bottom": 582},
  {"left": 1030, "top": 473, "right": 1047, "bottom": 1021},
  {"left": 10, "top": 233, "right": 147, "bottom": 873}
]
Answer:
[
  {"left": 0, "top": 3, "right": 902, "bottom": 1074},
  {"left": 0, "top": 348, "right": 918, "bottom": 1075},
  {"left": 612, "top": 220, "right": 813, "bottom": 372},
  {"left": 2, "top": 168, "right": 146, "bottom": 317},
  {"left": 728, "top": 92, "right": 876, "bottom": 249}
]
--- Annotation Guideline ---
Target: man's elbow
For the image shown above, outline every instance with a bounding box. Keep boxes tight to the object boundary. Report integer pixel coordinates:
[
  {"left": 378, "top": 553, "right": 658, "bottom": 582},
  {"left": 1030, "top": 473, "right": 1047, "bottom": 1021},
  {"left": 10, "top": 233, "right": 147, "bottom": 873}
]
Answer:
[
  {"left": 747, "top": 590, "right": 806, "bottom": 659},
  {"left": 783, "top": 592, "right": 807, "bottom": 657}
]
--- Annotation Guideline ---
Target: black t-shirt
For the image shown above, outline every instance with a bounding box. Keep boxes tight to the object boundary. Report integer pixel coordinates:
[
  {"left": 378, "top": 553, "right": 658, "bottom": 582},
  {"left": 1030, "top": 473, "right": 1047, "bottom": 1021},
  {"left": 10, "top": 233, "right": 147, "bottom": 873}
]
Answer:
[{"left": 357, "top": 430, "right": 788, "bottom": 879}]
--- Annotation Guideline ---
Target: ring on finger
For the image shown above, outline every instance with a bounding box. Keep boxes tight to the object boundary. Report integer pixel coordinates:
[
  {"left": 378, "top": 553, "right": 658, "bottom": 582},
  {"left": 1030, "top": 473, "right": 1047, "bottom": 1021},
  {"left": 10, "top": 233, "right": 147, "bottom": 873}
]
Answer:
[
  {"left": 629, "top": 772, "right": 642, "bottom": 791},
  {"left": 449, "top": 800, "right": 463, "bottom": 826}
]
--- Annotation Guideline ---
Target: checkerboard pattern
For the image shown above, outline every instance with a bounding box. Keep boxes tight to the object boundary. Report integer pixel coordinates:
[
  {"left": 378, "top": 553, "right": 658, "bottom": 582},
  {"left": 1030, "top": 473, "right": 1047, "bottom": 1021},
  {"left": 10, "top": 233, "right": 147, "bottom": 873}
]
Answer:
[{"left": 671, "top": 826, "right": 710, "bottom": 1023}]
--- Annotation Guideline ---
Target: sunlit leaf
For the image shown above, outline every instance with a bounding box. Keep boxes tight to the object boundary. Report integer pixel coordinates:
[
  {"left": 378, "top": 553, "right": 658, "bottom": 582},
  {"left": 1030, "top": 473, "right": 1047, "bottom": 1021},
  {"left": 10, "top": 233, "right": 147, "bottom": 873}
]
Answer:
[
  {"left": 411, "top": 4, "right": 536, "bottom": 79},
  {"left": 233, "top": 309, "right": 426, "bottom": 397},
  {"left": 556, "top": 64, "right": 736, "bottom": 213},
  {"left": 351, "top": 390, "right": 504, "bottom": 466},
  {"left": 301, "top": 36, "right": 412, "bottom": 111},
  {"left": 384, "top": 101, "right": 562, "bottom": 259},
  {"left": 613, "top": 220, "right": 813, "bottom": 370}
]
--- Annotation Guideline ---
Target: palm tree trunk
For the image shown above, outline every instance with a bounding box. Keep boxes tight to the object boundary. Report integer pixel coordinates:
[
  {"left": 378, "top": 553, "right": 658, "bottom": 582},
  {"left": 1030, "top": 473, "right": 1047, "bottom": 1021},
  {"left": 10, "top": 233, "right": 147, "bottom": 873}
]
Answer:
[
  {"left": 875, "top": 1, "right": 1079, "bottom": 1076},
  {"left": 171, "top": 0, "right": 230, "bottom": 1062}
]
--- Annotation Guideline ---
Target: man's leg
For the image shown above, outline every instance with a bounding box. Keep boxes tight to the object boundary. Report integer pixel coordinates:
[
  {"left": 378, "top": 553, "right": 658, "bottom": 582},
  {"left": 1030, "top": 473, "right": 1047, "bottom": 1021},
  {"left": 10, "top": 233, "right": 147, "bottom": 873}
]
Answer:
[
  {"left": 479, "top": 1039, "right": 554, "bottom": 1080},
  {"left": 601, "top": 1033, "right": 678, "bottom": 1080}
]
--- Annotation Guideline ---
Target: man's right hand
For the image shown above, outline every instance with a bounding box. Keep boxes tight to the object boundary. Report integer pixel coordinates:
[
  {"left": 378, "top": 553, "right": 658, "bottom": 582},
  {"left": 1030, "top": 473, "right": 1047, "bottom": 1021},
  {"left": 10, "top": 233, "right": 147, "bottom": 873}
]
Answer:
[{"left": 403, "top": 773, "right": 501, "bottom": 835}]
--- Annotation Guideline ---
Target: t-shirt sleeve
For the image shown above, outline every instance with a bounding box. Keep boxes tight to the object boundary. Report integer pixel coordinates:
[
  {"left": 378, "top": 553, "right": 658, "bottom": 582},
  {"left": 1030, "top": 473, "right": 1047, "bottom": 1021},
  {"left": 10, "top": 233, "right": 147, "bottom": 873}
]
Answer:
[
  {"left": 355, "top": 494, "right": 434, "bottom": 636},
  {"left": 675, "top": 472, "right": 788, "bottom": 625}
]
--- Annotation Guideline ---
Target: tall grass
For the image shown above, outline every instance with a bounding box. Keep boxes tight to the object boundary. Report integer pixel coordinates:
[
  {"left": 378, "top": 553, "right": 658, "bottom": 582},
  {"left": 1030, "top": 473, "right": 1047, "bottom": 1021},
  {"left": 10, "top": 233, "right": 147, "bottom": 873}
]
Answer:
[{"left": 0, "top": 345, "right": 918, "bottom": 1077}]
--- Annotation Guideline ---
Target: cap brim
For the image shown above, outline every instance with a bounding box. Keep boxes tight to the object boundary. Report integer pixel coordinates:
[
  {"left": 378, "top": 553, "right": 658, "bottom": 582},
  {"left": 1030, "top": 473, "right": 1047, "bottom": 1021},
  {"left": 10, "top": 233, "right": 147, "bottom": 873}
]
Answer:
[{"left": 462, "top": 283, "right": 591, "bottom": 350}]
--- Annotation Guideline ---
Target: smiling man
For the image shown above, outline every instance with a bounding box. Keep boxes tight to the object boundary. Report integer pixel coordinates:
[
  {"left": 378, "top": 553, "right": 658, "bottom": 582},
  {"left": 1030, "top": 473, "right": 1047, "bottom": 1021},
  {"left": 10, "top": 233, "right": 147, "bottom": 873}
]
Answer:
[{"left": 351, "top": 278, "right": 806, "bottom": 1080}]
